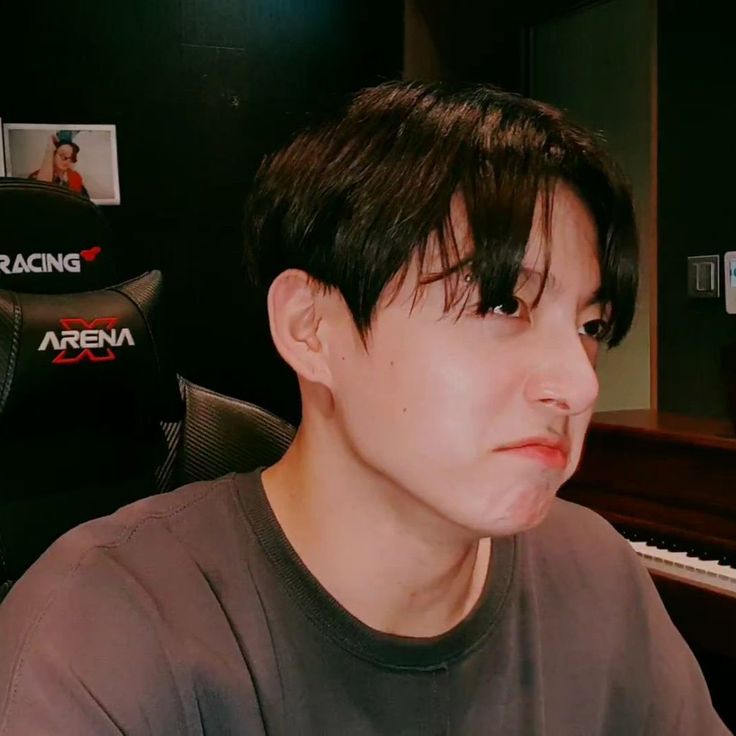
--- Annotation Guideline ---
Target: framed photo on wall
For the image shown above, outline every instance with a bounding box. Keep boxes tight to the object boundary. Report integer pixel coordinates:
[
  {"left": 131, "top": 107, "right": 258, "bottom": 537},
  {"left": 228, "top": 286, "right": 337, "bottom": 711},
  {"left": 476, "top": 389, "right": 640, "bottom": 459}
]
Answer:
[{"left": 2, "top": 123, "right": 120, "bottom": 205}]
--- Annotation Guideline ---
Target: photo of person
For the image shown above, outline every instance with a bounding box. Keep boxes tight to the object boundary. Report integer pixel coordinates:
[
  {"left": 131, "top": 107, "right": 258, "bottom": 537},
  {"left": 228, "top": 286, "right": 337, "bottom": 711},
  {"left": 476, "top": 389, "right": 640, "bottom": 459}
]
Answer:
[
  {"left": 31, "top": 130, "right": 89, "bottom": 196},
  {"left": 2, "top": 124, "right": 120, "bottom": 205}
]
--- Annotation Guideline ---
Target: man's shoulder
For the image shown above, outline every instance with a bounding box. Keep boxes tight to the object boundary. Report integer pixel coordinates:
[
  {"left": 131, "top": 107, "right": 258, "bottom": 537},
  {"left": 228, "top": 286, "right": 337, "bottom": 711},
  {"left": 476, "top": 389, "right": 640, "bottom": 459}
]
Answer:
[
  {"left": 526, "top": 496, "right": 643, "bottom": 579},
  {"left": 539, "top": 496, "right": 627, "bottom": 545},
  {"left": 0, "top": 472, "right": 264, "bottom": 730},
  {"left": 0, "top": 472, "right": 255, "bottom": 642},
  {"left": 15, "top": 475, "right": 236, "bottom": 577},
  {"left": 523, "top": 502, "right": 730, "bottom": 734}
]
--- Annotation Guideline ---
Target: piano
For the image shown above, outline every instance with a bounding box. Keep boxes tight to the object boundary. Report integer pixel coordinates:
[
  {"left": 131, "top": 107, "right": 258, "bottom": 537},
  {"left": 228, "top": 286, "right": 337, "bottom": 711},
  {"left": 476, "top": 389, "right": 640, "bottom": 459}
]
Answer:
[{"left": 560, "top": 409, "right": 736, "bottom": 730}]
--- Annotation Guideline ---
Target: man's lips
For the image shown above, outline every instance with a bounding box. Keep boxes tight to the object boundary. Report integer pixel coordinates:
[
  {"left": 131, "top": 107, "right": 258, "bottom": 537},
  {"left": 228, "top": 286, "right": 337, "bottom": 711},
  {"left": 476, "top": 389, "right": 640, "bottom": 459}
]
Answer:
[{"left": 495, "top": 436, "right": 570, "bottom": 469}]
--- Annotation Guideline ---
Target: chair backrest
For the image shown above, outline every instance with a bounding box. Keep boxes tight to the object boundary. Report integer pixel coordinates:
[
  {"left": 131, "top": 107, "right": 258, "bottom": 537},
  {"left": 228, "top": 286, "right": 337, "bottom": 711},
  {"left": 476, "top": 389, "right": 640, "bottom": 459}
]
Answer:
[
  {"left": 165, "top": 379, "right": 295, "bottom": 489},
  {"left": 0, "top": 271, "right": 183, "bottom": 588},
  {"left": 0, "top": 184, "right": 296, "bottom": 600},
  {"left": 0, "top": 178, "right": 118, "bottom": 294}
]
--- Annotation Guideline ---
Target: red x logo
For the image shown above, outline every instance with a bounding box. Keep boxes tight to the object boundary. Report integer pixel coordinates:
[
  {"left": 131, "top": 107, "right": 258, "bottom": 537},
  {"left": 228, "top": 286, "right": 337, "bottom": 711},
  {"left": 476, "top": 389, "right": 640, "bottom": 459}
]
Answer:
[{"left": 53, "top": 317, "right": 119, "bottom": 365}]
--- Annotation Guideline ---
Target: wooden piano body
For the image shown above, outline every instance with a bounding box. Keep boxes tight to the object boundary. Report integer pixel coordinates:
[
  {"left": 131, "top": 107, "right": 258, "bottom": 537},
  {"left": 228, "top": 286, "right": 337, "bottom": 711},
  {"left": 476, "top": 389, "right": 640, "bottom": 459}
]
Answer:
[{"left": 560, "top": 410, "right": 736, "bottom": 730}]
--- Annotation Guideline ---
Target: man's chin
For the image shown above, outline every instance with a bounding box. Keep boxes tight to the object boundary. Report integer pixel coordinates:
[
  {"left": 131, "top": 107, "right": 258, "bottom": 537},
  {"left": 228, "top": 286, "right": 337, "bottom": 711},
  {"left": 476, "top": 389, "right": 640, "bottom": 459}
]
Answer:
[{"left": 476, "top": 495, "right": 558, "bottom": 538}]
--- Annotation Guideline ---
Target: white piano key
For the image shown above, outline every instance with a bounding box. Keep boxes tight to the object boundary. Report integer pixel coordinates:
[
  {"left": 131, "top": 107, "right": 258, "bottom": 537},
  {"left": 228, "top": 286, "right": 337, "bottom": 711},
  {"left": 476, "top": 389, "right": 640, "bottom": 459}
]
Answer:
[{"left": 628, "top": 540, "right": 736, "bottom": 595}]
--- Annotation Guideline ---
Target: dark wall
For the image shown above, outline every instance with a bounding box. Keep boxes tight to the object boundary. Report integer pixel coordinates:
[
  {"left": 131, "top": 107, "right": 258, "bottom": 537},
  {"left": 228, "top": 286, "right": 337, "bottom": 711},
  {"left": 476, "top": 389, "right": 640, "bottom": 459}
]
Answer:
[
  {"left": 658, "top": 2, "right": 736, "bottom": 418},
  {"left": 1, "top": 1, "right": 402, "bottom": 424},
  {"left": 408, "top": 0, "right": 595, "bottom": 92}
]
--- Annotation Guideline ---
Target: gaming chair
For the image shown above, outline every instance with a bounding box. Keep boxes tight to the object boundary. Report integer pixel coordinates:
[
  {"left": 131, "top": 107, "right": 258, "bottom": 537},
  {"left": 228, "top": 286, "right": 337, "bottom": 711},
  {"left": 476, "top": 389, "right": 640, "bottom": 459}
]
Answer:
[{"left": 0, "top": 179, "right": 295, "bottom": 601}]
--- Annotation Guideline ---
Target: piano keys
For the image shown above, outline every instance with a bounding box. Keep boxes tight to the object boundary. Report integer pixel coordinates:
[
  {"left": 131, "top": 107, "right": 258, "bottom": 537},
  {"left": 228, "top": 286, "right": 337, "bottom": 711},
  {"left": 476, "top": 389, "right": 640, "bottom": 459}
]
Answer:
[{"left": 624, "top": 538, "right": 736, "bottom": 596}]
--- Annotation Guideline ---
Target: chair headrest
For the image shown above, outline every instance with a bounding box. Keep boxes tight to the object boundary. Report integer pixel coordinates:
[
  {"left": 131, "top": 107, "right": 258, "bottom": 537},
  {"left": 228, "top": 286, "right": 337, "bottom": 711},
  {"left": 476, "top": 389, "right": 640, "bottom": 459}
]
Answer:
[
  {"left": 0, "top": 178, "right": 118, "bottom": 294},
  {"left": 0, "top": 270, "right": 183, "bottom": 427}
]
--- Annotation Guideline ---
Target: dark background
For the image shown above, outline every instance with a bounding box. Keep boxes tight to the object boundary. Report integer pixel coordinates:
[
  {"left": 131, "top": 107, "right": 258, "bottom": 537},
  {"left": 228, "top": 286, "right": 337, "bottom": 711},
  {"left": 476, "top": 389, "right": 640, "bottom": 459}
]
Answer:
[
  {"left": 0, "top": 0, "right": 404, "bottom": 425},
  {"left": 656, "top": 2, "right": 736, "bottom": 419},
  {"left": 1, "top": 0, "right": 734, "bottom": 422}
]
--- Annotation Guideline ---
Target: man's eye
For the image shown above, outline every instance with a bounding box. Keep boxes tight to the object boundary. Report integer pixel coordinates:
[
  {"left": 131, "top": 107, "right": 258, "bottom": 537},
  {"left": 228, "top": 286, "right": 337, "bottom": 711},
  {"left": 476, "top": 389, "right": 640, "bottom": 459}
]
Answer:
[
  {"left": 492, "top": 297, "right": 524, "bottom": 318},
  {"left": 579, "top": 319, "right": 609, "bottom": 340}
]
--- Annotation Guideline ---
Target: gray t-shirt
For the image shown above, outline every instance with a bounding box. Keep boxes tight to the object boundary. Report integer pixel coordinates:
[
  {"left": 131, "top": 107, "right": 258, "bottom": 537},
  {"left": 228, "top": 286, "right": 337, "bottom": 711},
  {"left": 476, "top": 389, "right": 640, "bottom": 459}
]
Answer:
[{"left": 0, "top": 471, "right": 729, "bottom": 735}]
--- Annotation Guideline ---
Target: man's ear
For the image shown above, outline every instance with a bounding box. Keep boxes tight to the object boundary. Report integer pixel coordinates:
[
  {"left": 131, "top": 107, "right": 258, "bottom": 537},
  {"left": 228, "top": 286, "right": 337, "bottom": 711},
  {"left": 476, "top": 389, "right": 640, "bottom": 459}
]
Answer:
[{"left": 267, "top": 269, "right": 333, "bottom": 387}]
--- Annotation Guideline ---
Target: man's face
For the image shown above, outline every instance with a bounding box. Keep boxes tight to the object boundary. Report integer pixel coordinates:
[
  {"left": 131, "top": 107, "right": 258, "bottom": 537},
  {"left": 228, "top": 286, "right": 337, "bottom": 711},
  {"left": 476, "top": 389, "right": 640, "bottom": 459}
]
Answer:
[{"left": 325, "top": 184, "right": 606, "bottom": 538}]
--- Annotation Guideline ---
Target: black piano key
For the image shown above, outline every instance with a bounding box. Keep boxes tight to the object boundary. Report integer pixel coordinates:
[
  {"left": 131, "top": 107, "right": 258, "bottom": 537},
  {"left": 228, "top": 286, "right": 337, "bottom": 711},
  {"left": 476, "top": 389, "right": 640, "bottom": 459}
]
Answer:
[
  {"left": 616, "top": 525, "right": 646, "bottom": 543},
  {"left": 620, "top": 528, "right": 724, "bottom": 561},
  {"left": 698, "top": 548, "right": 719, "bottom": 561}
]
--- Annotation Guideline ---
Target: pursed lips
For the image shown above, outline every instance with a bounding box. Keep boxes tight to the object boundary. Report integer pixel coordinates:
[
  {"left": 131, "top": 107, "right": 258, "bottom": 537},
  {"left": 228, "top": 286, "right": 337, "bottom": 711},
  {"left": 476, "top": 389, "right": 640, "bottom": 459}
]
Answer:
[{"left": 494, "top": 436, "right": 570, "bottom": 469}]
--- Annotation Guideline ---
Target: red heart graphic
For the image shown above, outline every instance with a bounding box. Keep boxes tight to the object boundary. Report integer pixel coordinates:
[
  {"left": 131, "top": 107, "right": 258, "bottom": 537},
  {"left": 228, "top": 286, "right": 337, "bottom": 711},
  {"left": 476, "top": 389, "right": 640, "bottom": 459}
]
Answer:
[{"left": 80, "top": 246, "right": 102, "bottom": 262}]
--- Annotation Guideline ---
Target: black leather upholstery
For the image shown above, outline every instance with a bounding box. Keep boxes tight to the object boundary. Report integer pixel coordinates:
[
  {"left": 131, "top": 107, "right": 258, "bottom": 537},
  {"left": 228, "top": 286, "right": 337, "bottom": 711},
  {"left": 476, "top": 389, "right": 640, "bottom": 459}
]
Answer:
[
  {"left": 0, "top": 271, "right": 183, "bottom": 424},
  {"left": 0, "top": 184, "right": 295, "bottom": 601},
  {"left": 0, "top": 178, "right": 117, "bottom": 294},
  {"left": 0, "top": 272, "right": 183, "bottom": 587},
  {"left": 169, "top": 379, "right": 295, "bottom": 487}
]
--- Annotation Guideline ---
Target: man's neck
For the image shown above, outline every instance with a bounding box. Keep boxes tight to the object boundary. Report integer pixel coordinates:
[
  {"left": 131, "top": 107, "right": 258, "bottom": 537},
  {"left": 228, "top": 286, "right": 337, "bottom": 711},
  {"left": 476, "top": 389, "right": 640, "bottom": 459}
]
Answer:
[{"left": 260, "top": 428, "right": 492, "bottom": 638}]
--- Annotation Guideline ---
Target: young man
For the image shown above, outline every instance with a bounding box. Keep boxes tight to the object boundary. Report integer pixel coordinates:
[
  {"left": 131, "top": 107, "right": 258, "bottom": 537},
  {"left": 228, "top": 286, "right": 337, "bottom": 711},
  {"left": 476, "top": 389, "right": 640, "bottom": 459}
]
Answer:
[{"left": 0, "top": 82, "right": 729, "bottom": 735}]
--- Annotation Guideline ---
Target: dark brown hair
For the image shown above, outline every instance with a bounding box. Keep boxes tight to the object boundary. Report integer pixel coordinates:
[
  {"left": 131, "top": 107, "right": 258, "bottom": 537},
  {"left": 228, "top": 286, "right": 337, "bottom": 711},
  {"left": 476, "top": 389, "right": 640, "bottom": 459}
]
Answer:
[{"left": 244, "top": 81, "right": 638, "bottom": 348}]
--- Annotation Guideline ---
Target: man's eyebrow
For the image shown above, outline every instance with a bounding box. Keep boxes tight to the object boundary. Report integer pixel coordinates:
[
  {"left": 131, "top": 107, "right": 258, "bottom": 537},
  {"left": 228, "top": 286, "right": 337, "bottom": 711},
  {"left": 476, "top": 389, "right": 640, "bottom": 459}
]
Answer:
[{"left": 516, "top": 266, "right": 605, "bottom": 308}]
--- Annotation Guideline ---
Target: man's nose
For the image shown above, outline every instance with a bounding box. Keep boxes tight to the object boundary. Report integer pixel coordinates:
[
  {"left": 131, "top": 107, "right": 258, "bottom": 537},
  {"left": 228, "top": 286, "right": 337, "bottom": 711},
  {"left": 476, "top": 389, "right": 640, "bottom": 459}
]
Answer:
[{"left": 523, "top": 332, "right": 600, "bottom": 416}]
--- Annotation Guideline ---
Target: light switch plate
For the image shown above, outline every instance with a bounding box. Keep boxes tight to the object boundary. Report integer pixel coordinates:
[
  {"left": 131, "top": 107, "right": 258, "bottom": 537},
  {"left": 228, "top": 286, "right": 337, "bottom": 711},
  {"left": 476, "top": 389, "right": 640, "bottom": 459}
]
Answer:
[
  {"left": 687, "top": 255, "right": 720, "bottom": 298},
  {"left": 725, "top": 251, "right": 736, "bottom": 314}
]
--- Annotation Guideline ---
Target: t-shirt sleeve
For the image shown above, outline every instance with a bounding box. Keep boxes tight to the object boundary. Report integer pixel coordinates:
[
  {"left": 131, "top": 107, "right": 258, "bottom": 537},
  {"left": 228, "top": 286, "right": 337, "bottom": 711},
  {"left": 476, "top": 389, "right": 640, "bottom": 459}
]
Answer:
[
  {"left": 627, "top": 554, "right": 732, "bottom": 735},
  {"left": 564, "top": 504, "right": 731, "bottom": 735},
  {"left": 1, "top": 479, "right": 268, "bottom": 736},
  {"left": 0, "top": 546, "right": 193, "bottom": 735}
]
